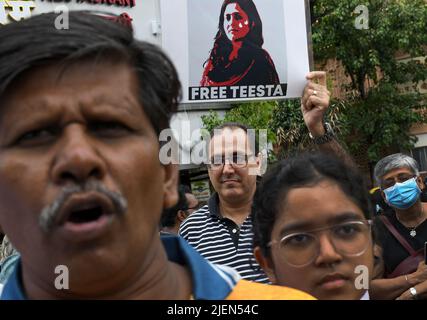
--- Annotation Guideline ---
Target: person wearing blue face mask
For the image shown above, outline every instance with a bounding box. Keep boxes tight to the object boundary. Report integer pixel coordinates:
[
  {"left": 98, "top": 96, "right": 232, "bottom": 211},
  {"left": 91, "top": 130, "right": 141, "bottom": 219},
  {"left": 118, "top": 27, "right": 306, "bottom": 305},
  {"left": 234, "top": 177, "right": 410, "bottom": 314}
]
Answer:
[
  {"left": 370, "top": 153, "right": 427, "bottom": 300},
  {"left": 383, "top": 176, "right": 422, "bottom": 211}
]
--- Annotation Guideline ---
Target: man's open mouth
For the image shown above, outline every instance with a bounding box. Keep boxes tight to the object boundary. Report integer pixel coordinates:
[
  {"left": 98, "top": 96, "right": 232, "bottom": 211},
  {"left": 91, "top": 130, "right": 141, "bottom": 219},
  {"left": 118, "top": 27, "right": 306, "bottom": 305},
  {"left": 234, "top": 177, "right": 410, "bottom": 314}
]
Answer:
[
  {"left": 54, "top": 193, "right": 117, "bottom": 240},
  {"left": 67, "top": 205, "right": 106, "bottom": 224},
  {"left": 60, "top": 195, "right": 113, "bottom": 225}
]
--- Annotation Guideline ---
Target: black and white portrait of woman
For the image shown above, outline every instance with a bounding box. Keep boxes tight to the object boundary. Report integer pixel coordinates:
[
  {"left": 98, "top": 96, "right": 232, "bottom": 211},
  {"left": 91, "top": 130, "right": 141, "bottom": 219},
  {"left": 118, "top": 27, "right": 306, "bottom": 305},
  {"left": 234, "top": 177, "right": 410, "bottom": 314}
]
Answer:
[{"left": 200, "top": 0, "right": 280, "bottom": 87}]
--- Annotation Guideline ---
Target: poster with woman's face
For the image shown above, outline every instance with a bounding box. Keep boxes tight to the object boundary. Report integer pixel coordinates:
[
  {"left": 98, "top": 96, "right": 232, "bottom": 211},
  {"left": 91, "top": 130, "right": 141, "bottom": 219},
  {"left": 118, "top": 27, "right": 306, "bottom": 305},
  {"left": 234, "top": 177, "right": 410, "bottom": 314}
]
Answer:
[{"left": 161, "top": 0, "right": 311, "bottom": 103}]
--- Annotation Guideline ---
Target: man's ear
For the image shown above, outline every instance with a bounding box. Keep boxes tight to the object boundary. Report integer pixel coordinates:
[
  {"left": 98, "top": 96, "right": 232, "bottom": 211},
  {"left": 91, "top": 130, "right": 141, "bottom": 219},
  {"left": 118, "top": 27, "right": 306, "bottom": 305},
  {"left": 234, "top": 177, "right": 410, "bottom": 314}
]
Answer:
[
  {"left": 257, "top": 151, "right": 267, "bottom": 176},
  {"left": 163, "top": 164, "right": 179, "bottom": 209},
  {"left": 254, "top": 246, "right": 277, "bottom": 284},
  {"left": 248, "top": 152, "right": 263, "bottom": 176}
]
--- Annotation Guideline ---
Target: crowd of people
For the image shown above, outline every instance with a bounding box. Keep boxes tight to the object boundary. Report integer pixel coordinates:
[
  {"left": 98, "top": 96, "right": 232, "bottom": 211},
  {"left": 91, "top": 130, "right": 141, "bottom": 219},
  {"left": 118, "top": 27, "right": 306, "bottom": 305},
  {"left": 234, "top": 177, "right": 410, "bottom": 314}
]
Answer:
[{"left": 0, "top": 8, "right": 426, "bottom": 301}]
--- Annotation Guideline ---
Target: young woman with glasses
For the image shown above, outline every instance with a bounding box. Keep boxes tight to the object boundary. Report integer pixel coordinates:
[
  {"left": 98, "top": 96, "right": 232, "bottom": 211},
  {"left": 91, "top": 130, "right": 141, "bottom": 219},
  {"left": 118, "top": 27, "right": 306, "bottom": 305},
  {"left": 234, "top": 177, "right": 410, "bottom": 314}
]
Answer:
[{"left": 252, "top": 152, "right": 375, "bottom": 300}]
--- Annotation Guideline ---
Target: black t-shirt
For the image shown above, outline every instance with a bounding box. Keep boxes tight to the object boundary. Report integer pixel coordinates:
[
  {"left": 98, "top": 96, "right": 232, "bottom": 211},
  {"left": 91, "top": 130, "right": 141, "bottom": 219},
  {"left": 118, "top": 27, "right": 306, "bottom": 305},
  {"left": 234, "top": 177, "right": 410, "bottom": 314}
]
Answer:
[{"left": 374, "top": 210, "right": 427, "bottom": 275}]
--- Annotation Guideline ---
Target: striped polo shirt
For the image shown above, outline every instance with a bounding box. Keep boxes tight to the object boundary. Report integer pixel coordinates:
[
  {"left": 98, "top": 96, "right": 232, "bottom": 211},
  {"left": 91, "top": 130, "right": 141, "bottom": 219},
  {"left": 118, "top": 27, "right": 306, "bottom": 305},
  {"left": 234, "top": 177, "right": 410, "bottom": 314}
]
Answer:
[{"left": 179, "top": 193, "right": 269, "bottom": 283}]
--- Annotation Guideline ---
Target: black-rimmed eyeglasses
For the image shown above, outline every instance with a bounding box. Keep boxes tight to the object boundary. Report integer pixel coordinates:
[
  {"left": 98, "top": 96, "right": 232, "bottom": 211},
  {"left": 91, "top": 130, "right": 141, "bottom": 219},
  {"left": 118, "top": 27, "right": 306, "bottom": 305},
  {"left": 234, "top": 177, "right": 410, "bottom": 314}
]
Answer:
[{"left": 207, "top": 153, "right": 254, "bottom": 170}]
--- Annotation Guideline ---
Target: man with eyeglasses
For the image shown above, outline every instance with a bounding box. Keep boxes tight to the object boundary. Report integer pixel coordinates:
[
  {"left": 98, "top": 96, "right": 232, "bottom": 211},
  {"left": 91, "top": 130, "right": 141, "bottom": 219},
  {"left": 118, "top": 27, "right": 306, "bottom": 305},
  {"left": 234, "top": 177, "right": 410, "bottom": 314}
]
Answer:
[
  {"left": 370, "top": 153, "right": 427, "bottom": 300},
  {"left": 180, "top": 71, "right": 355, "bottom": 283}
]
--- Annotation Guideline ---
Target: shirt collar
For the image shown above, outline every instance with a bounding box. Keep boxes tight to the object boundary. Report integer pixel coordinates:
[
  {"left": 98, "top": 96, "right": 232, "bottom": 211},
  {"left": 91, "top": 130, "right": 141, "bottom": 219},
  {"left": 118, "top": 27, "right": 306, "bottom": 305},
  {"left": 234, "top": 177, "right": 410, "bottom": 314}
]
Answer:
[
  {"left": 0, "top": 259, "right": 25, "bottom": 300},
  {"left": 207, "top": 193, "right": 221, "bottom": 218},
  {"left": 1, "top": 236, "right": 240, "bottom": 300},
  {"left": 161, "top": 235, "right": 240, "bottom": 299},
  {"left": 207, "top": 193, "right": 253, "bottom": 225}
]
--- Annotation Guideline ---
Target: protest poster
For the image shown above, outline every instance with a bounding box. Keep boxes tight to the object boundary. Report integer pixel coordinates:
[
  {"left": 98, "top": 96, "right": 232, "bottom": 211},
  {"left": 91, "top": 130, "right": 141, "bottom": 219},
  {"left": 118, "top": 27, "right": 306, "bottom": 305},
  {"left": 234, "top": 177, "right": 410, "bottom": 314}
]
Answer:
[{"left": 160, "top": 0, "right": 312, "bottom": 103}]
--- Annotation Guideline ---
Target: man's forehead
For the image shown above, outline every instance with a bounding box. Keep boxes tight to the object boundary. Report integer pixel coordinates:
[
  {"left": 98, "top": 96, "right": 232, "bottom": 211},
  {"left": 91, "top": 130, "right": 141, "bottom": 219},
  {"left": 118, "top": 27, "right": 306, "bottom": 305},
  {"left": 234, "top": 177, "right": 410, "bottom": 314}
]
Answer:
[
  {"left": 0, "top": 62, "right": 140, "bottom": 117},
  {"left": 209, "top": 128, "right": 252, "bottom": 154}
]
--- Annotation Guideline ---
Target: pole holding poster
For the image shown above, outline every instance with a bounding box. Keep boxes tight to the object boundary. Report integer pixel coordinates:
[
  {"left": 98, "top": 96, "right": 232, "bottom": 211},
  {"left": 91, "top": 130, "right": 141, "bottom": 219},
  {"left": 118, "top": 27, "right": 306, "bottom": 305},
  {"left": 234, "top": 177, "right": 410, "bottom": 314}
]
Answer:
[{"left": 160, "top": 0, "right": 312, "bottom": 104}]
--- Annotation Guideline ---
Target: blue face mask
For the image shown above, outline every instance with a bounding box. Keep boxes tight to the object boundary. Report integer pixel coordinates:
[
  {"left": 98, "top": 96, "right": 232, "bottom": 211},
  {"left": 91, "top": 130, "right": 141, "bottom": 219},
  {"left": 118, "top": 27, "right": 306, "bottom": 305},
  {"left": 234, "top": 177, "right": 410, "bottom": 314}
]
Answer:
[{"left": 383, "top": 177, "right": 421, "bottom": 210}]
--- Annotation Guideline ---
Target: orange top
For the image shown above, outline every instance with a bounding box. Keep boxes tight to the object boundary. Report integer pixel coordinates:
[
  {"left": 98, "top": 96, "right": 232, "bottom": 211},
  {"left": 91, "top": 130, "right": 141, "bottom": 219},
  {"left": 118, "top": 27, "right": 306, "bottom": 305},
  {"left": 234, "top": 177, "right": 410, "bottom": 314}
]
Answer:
[{"left": 226, "top": 280, "right": 316, "bottom": 300}]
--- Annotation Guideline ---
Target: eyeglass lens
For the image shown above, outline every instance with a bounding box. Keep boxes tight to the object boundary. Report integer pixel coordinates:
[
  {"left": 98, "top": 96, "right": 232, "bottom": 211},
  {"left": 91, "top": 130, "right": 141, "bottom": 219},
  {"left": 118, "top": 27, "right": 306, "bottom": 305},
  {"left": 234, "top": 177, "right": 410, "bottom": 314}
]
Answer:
[
  {"left": 280, "top": 221, "right": 371, "bottom": 267},
  {"left": 210, "top": 153, "right": 248, "bottom": 168}
]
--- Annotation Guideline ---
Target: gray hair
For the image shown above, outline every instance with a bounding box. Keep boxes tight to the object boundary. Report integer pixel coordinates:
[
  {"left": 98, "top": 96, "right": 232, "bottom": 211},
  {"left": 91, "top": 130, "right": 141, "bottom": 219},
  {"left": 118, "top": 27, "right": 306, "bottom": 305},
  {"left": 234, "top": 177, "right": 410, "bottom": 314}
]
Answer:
[{"left": 374, "top": 153, "right": 420, "bottom": 185}]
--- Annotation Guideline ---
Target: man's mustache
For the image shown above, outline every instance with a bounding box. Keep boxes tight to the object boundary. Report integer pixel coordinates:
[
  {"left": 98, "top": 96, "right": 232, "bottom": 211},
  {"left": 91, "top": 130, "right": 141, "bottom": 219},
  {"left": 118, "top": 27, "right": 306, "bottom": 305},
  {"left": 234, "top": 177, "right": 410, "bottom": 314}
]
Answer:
[
  {"left": 39, "top": 181, "right": 127, "bottom": 233},
  {"left": 220, "top": 175, "right": 241, "bottom": 183}
]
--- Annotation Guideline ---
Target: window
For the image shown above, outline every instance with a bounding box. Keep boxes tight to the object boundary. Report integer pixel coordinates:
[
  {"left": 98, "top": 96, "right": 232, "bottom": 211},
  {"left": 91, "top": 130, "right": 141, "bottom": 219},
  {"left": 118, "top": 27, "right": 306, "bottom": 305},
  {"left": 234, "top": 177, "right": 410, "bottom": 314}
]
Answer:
[{"left": 411, "top": 146, "right": 427, "bottom": 172}]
